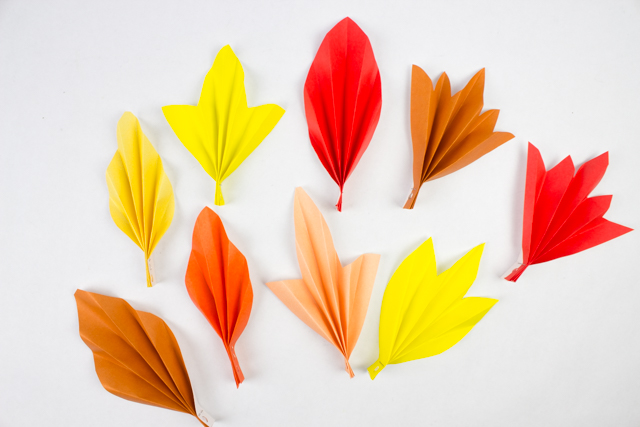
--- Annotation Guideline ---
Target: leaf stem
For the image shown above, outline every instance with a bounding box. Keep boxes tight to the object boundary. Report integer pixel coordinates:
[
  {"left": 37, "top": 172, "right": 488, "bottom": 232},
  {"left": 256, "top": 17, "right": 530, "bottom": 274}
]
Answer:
[
  {"left": 225, "top": 344, "right": 244, "bottom": 388},
  {"left": 145, "top": 255, "right": 155, "bottom": 287},
  {"left": 403, "top": 186, "right": 421, "bottom": 209},
  {"left": 214, "top": 181, "right": 225, "bottom": 206},
  {"left": 504, "top": 263, "right": 529, "bottom": 282},
  {"left": 336, "top": 189, "right": 343, "bottom": 212}
]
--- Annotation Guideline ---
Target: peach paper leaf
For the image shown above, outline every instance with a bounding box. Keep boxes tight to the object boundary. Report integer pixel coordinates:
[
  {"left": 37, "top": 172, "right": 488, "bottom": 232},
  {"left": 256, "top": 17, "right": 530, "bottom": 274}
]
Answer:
[{"left": 266, "top": 187, "right": 380, "bottom": 377}]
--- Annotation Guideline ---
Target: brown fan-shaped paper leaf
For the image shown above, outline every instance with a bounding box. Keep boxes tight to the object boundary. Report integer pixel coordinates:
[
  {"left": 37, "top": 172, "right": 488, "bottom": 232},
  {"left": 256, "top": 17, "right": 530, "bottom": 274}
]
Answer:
[
  {"left": 404, "top": 66, "right": 514, "bottom": 209},
  {"left": 74, "top": 289, "right": 214, "bottom": 426}
]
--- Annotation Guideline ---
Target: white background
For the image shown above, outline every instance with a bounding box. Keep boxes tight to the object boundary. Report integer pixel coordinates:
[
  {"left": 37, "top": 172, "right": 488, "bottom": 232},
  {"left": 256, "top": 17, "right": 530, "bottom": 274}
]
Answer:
[{"left": 1, "top": 0, "right": 639, "bottom": 425}]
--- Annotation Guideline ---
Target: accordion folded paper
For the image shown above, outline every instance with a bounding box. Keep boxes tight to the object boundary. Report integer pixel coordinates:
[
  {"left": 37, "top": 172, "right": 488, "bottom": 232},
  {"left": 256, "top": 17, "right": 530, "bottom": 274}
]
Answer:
[
  {"left": 505, "top": 143, "right": 632, "bottom": 282},
  {"left": 185, "top": 206, "right": 253, "bottom": 388},
  {"left": 74, "top": 289, "right": 213, "bottom": 426},
  {"left": 368, "top": 239, "right": 497, "bottom": 379},
  {"left": 106, "top": 112, "right": 174, "bottom": 287},
  {"left": 404, "top": 66, "right": 513, "bottom": 209},
  {"left": 304, "top": 17, "right": 382, "bottom": 211},
  {"left": 266, "top": 187, "right": 380, "bottom": 377},
  {"left": 163, "top": 45, "right": 285, "bottom": 206}
]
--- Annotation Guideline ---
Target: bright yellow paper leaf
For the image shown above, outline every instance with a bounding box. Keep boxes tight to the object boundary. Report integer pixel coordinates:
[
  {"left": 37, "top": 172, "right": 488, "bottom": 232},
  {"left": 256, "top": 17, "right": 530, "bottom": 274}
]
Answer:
[
  {"left": 368, "top": 239, "right": 497, "bottom": 379},
  {"left": 106, "top": 112, "right": 175, "bottom": 287},
  {"left": 162, "top": 45, "right": 285, "bottom": 206}
]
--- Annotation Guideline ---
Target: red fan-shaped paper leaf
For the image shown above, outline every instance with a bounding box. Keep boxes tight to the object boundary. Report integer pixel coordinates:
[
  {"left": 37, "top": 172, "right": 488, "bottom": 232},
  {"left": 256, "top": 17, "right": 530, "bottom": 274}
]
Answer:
[
  {"left": 74, "top": 289, "right": 212, "bottom": 426},
  {"left": 185, "top": 207, "right": 253, "bottom": 387},
  {"left": 505, "top": 143, "right": 632, "bottom": 282},
  {"left": 304, "top": 17, "right": 382, "bottom": 211}
]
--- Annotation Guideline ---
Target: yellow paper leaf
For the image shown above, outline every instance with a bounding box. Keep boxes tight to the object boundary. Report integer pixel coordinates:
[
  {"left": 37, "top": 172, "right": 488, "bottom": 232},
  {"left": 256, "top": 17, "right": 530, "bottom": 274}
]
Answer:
[
  {"left": 368, "top": 239, "right": 497, "bottom": 379},
  {"left": 162, "top": 45, "right": 285, "bottom": 205},
  {"left": 106, "top": 112, "right": 175, "bottom": 287}
]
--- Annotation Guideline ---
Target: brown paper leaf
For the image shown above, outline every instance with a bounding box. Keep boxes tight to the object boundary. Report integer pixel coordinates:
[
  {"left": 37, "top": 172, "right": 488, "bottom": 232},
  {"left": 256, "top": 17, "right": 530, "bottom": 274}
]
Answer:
[
  {"left": 74, "top": 289, "right": 213, "bottom": 425},
  {"left": 404, "top": 66, "right": 514, "bottom": 209}
]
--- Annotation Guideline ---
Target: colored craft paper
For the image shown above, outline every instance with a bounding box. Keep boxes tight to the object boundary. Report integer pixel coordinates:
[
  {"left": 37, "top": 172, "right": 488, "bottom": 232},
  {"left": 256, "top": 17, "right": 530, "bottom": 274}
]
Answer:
[
  {"left": 163, "top": 46, "right": 284, "bottom": 206},
  {"left": 266, "top": 188, "right": 380, "bottom": 376},
  {"left": 185, "top": 207, "right": 253, "bottom": 388},
  {"left": 106, "top": 112, "right": 174, "bottom": 287},
  {"left": 403, "top": 66, "right": 514, "bottom": 209},
  {"left": 304, "top": 17, "right": 382, "bottom": 211},
  {"left": 74, "top": 290, "right": 213, "bottom": 426},
  {"left": 368, "top": 239, "right": 497, "bottom": 379},
  {"left": 505, "top": 143, "right": 632, "bottom": 282}
]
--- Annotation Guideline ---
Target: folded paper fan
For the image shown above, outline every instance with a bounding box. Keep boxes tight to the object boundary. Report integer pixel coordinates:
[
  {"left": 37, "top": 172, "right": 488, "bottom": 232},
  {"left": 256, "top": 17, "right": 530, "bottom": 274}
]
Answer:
[
  {"left": 185, "top": 207, "right": 253, "bottom": 388},
  {"left": 368, "top": 239, "right": 497, "bottom": 379},
  {"left": 106, "top": 112, "right": 175, "bottom": 287},
  {"left": 74, "top": 289, "right": 213, "bottom": 426},
  {"left": 404, "top": 66, "right": 514, "bottom": 209},
  {"left": 163, "top": 45, "right": 285, "bottom": 206},
  {"left": 505, "top": 143, "right": 632, "bottom": 282},
  {"left": 304, "top": 17, "right": 382, "bottom": 211},
  {"left": 266, "top": 187, "right": 380, "bottom": 377}
]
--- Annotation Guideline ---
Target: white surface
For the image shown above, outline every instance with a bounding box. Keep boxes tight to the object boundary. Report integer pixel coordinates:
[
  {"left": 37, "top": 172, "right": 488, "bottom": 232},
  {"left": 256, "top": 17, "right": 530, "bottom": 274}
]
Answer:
[{"left": 1, "top": 0, "right": 639, "bottom": 425}]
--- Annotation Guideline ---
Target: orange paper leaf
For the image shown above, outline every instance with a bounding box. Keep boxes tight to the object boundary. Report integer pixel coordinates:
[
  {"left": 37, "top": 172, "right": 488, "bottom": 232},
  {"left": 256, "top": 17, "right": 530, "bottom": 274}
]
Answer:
[
  {"left": 74, "top": 289, "right": 213, "bottom": 426},
  {"left": 185, "top": 207, "right": 253, "bottom": 387},
  {"left": 266, "top": 188, "right": 380, "bottom": 377},
  {"left": 404, "top": 66, "right": 514, "bottom": 209}
]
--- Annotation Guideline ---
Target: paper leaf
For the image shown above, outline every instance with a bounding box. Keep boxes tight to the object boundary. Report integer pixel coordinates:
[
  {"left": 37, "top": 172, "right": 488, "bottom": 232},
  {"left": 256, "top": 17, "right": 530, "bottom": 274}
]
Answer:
[
  {"left": 505, "top": 143, "right": 633, "bottom": 282},
  {"left": 163, "top": 45, "right": 285, "bottom": 206},
  {"left": 368, "top": 239, "right": 497, "bottom": 379},
  {"left": 304, "top": 17, "right": 382, "bottom": 211},
  {"left": 74, "top": 290, "right": 213, "bottom": 426},
  {"left": 185, "top": 207, "right": 253, "bottom": 388},
  {"left": 266, "top": 188, "right": 380, "bottom": 377},
  {"left": 106, "top": 112, "right": 175, "bottom": 287},
  {"left": 404, "top": 66, "right": 514, "bottom": 209}
]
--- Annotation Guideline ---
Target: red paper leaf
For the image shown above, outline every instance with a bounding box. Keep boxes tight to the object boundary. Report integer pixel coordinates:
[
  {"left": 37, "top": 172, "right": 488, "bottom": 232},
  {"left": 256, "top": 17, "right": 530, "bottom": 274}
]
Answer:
[
  {"left": 505, "top": 143, "right": 632, "bottom": 282},
  {"left": 185, "top": 207, "right": 253, "bottom": 387},
  {"left": 303, "top": 17, "right": 382, "bottom": 211}
]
